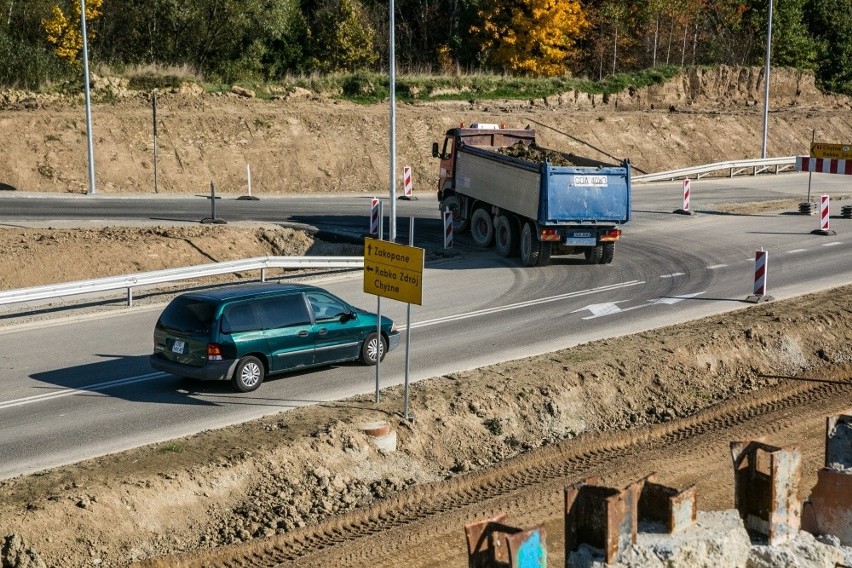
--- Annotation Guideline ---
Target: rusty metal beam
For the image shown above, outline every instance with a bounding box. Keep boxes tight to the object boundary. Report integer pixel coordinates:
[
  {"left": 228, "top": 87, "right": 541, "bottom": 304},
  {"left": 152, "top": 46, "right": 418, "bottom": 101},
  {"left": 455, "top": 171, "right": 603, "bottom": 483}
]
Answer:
[
  {"left": 564, "top": 477, "right": 640, "bottom": 564},
  {"left": 465, "top": 513, "right": 547, "bottom": 568},
  {"left": 730, "top": 440, "right": 802, "bottom": 545},
  {"left": 802, "top": 411, "right": 852, "bottom": 546},
  {"left": 638, "top": 473, "right": 697, "bottom": 533}
]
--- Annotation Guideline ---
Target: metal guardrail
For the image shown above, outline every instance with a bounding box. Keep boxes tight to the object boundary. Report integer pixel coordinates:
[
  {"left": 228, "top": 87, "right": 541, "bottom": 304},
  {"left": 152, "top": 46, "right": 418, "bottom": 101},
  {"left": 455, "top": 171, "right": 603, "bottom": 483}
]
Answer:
[
  {"left": 632, "top": 156, "right": 797, "bottom": 183},
  {"left": 0, "top": 256, "right": 364, "bottom": 308}
]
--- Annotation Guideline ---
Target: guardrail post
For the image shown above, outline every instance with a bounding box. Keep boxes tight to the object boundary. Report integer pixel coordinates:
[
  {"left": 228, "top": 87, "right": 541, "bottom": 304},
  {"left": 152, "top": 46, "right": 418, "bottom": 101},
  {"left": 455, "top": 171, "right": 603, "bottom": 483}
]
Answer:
[
  {"left": 127, "top": 287, "right": 133, "bottom": 307},
  {"left": 260, "top": 267, "right": 266, "bottom": 282}
]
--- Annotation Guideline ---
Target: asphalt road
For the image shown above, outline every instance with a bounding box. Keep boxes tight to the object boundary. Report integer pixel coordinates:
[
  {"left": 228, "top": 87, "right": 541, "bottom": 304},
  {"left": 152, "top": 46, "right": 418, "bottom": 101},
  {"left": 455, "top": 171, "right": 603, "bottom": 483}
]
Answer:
[{"left": 0, "top": 172, "right": 850, "bottom": 479}]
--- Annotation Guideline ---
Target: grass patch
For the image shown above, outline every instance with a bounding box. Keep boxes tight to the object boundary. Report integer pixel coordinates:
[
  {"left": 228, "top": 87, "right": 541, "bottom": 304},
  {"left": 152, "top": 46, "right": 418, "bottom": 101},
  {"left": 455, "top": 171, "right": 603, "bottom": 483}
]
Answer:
[{"left": 159, "top": 442, "right": 185, "bottom": 453}]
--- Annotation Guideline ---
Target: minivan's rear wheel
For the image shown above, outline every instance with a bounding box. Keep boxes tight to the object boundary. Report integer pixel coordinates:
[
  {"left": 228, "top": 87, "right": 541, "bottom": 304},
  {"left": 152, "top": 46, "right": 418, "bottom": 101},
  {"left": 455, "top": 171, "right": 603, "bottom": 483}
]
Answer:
[
  {"left": 361, "top": 333, "right": 387, "bottom": 365},
  {"left": 232, "top": 356, "right": 264, "bottom": 392}
]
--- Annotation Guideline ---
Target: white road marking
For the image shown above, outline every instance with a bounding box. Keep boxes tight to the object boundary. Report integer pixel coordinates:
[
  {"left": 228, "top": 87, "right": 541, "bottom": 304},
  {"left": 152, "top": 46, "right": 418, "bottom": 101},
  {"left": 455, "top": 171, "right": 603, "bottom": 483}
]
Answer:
[
  {"left": 573, "top": 291, "right": 706, "bottom": 320},
  {"left": 787, "top": 249, "right": 807, "bottom": 254},
  {"left": 822, "top": 242, "right": 843, "bottom": 247},
  {"left": 660, "top": 273, "right": 685, "bottom": 279},
  {"left": 707, "top": 264, "right": 728, "bottom": 270},
  {"left": 0, "top": 372, "right": 168, "bottom": 411},
  {"left": 408, "top": 280, "right": 645, "bottom": 329}
]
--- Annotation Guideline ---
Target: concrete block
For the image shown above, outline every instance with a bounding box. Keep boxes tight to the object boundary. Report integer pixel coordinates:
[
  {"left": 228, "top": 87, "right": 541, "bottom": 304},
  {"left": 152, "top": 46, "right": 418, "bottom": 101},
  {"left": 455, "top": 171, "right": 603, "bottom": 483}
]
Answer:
[{"left": 567, "top": 510, "right": 751, "bottom": 568}]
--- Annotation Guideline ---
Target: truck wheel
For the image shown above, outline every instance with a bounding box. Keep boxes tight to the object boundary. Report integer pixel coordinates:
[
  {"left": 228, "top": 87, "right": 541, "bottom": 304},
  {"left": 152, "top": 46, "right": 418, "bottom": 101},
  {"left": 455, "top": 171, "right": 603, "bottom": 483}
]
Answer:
[
  {"left": 538, "top": 242, "right": 552, "bottom": 266},
  {"left": 601, "top": 242, "right": 615, "bottom": 264},
  {"left": 585, "top": 245, "right": 603, "bottom": 264},
  {"left": 470, "top": 208, "right": 494, "bottom": 247},
  {"left": 520, "top": 222, "right": 541, "bottom": 267},
  {"left": 494, "top": 214, "right": 519, "bottom": 257},
  {"left": 443, "top": 193, "right": 469, "bottom": 233}
]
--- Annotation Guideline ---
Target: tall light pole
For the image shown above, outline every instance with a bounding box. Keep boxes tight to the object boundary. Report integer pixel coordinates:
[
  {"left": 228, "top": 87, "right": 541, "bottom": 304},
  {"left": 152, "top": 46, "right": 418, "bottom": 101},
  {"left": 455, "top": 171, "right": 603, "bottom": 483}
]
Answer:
[
  {"left": 388, "top": 0, "right": 397, "bottom": 241},
  {"left": 760, "top": 0, "right": 774, "bottom": 160},
  {"left": 80, "top": 0, "right": 96, "bottom": 194}
]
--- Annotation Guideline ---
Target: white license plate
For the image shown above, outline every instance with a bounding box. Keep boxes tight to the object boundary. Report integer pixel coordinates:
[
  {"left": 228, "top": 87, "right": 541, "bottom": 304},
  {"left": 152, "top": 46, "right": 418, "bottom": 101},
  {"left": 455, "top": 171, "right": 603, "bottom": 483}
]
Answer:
[{"left": 171, "top": 339, "right": 185, "bottom": 354}]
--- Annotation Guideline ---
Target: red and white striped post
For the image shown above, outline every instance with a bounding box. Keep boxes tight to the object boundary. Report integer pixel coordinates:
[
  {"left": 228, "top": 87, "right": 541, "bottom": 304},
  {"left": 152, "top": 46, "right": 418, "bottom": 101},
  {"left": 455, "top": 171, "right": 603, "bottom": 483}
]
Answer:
[
  {"left": 753, "top": 248, "right": 767, "bottom": 296},
  {"left": 811, "top": 194, "right": 837, "bottom": 235},
  {"left": 674, "top": 178, "right": 693, "bottom": 215},
  {"left": 402, "top": 165, "right": 413, "bottom": 199},
  {"left": 369, "top": 197, "right": 380, "bottom": 236},
  {"left": 443, "top": 207, "right": 453, "bottom": 249},
  {"left": 820, "top": 194, "right": 830, "bottom": 231},
  {"left": 747, "top": 248, "right": 773, "bottom": 303}
]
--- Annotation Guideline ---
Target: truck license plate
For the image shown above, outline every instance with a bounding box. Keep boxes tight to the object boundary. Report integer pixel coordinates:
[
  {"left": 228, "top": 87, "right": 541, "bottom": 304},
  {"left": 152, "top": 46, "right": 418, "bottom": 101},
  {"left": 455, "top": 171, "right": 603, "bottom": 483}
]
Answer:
[
  {"left": 565, "top": 231, "right": 596, "bottom": 246},
  {"left": 172, "top": 339, "right": 185, "bottom": 354}
]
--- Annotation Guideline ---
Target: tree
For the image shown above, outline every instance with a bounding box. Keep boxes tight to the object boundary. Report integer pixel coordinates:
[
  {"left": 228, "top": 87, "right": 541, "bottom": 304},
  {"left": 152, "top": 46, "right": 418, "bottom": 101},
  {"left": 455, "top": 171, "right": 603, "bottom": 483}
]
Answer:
[
  {"left": 307, "top": 0, "right": 378, "bottom": 72},
  {"left": 804, "top": 0, "right": 852, "bottom": 94},
  {"left": 42, "top": 0, "right": 102, "bottom": 63},
  {"left": 471, "top": 0, "right": 590, "bottom": 76}
]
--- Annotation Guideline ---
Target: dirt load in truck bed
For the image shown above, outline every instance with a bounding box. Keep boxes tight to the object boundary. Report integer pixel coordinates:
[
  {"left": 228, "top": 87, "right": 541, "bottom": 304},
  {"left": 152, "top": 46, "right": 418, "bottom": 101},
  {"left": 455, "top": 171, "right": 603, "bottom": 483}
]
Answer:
[{"left": 497, "top": 141, "right": 584, "bottom": 166}]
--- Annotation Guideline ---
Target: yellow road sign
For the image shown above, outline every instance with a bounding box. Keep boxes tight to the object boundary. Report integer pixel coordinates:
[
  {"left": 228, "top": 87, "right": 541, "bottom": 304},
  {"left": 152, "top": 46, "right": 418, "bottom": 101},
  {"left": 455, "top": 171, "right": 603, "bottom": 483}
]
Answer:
[
  {"left": 810, "top": 142, "right": 852, "bottom": 159},
  {"left": 363, "top": 238, "right": 425, "bottom": 305}
]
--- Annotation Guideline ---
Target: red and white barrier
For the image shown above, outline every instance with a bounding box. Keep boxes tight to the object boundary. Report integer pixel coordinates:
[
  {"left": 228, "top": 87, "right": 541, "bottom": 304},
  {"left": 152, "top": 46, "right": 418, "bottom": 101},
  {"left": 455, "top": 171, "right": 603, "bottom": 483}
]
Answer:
[
  {"left": 443, "top": 208, "right": 453, "bottom": 249},
  {"left": 682, "top": 178, "right": 691, "bottom": 211},
  {"left": 753, "top": 249, "right": 768, "bottom": 297},
  {"left": 403, "top": 165, "right": 413, "bottom": 198},
  {"left": 796, "top": 156, "right": 852, "bottom": 175},
  {"left": 819, "top": 194, "right": 830, "bottom": 231},
  {"left": 370, "top": 197, "right": 380, "bottom": 235}
]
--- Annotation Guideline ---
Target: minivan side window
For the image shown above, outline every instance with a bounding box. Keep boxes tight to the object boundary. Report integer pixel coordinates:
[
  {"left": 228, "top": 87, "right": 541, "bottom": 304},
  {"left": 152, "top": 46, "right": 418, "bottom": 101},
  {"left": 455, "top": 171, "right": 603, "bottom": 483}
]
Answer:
[
  {"left": 257, "top": 295, "right": 312, "bottom": 329},
  {"left": 221, "top": 303, "right": 262, "bottom": 334},
  {"left": 306, "top": 291, "right": 348, "bottom": 321}
]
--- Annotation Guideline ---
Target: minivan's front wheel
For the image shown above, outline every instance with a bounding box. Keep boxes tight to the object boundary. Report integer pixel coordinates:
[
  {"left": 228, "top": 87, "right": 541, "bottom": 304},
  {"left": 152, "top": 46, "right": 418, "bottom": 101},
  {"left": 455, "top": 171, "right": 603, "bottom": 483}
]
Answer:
[
  {"left": 360, "top": 333, "right": 387, "bottom": 365},
  {"left": 232, "top": 356, "right": 264, "bottom": 392}
]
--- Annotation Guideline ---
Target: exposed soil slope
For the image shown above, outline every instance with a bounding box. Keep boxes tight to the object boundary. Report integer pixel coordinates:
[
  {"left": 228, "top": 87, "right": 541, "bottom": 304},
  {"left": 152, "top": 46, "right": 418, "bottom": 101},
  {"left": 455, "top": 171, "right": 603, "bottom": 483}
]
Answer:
[{"left": 0, "top": 66, "right": 850, "bottom": 196}]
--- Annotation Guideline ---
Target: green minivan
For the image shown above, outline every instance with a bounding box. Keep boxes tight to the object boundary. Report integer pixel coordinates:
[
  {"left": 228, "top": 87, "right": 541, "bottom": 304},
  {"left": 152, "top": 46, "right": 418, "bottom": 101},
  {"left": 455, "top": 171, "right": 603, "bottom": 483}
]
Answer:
[{"left": 149, "top": 283, "right": 400, "bottom": 392}]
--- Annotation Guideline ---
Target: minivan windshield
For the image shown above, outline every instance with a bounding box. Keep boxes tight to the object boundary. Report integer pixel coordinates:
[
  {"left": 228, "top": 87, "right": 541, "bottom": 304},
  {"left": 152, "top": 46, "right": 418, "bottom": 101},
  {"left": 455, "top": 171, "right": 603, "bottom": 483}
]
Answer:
[{"left": 158, "top": 297, "right": 216, "bottom": 333}]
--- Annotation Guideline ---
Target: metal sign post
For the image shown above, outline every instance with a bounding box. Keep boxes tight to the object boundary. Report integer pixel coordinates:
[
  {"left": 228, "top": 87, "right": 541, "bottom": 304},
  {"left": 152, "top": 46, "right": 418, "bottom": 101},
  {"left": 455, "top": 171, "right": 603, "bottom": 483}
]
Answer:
[{"left": 375, "top": 201, "right": 384, "bottom": 403}]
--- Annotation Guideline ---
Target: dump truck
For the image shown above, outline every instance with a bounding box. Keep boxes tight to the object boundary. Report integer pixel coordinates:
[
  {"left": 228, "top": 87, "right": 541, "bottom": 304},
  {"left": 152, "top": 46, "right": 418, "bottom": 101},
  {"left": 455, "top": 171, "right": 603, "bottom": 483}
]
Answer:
[{"left": 432, "top": 123, "right": 631, "bottom": 266}]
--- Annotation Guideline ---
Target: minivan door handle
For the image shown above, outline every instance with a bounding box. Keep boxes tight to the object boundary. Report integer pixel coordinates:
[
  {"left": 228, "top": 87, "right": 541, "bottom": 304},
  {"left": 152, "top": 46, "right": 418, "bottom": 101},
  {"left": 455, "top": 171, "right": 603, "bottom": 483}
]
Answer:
[
  {"left": 298, "top": 330, "right": 309, "bottom": 337},
  {"left": 317, "top": 328, "right": 328, "bottom": 336}
]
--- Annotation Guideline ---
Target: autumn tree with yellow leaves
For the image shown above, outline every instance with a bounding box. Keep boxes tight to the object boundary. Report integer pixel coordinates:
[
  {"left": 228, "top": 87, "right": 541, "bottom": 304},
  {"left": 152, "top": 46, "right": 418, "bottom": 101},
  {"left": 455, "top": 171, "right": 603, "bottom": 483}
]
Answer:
[
  {"left": 42, "top": 0, "right": 103, "bottom": 63},
  {"left": 471, "top": 0, "right": 590, "bottom": 76}
]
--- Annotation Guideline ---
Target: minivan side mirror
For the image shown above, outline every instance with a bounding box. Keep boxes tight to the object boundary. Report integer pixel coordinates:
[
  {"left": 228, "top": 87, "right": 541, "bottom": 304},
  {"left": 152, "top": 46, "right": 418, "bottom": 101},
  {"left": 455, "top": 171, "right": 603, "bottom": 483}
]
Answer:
[
  {"left": 341, "top": 309, "right": 357, "bottom": 322},
  {"left": 432, "top": 142, "right": 440, "bottom": 158}
]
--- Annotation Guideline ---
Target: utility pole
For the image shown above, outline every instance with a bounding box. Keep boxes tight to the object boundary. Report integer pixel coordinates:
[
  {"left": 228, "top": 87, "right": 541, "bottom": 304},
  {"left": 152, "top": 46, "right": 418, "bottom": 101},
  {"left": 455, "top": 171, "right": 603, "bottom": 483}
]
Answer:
[
  {"left": 760, "top": 0, "right": 774, "bottom": 159},
  {"left": 80, "top": 0, "right": 96, "bottom": 194}
]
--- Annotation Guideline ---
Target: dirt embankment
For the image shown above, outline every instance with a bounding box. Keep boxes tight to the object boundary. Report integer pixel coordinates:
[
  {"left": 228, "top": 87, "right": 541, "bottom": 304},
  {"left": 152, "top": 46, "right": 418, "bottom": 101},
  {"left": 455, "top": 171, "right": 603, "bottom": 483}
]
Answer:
[
  {"left": 0, "top": 66, "right": 850, "bottom": 196},
  {"left": 0, "top": 223, "right": 850, "bottom": 567}
]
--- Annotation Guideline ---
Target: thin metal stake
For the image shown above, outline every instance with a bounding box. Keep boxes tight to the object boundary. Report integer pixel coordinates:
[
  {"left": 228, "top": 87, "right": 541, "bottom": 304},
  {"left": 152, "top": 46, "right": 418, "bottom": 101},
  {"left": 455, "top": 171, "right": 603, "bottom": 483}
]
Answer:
[
  {"left": 153, "top": 92, "right": 158, "bottom": 193},
  {"left": 403, "top": 216, "right": 414, "bottom": 421}
]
